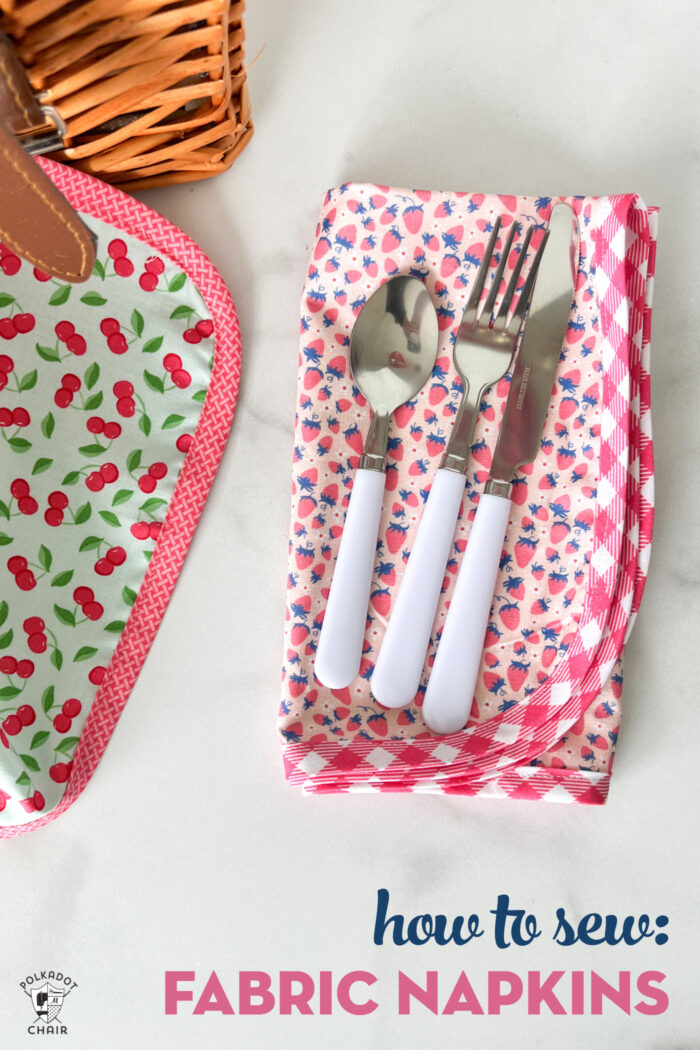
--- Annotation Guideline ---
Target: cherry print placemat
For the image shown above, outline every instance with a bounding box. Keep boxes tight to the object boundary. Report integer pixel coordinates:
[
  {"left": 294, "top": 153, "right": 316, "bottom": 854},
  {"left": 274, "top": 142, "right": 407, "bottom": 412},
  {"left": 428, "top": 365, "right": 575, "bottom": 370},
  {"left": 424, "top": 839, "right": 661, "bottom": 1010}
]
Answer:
[
  {"left": 279, "top": 186, "right": 657, "bottom": 805},
  {"left": 0, "top": 159, "right": 241, "bottom": 834}
]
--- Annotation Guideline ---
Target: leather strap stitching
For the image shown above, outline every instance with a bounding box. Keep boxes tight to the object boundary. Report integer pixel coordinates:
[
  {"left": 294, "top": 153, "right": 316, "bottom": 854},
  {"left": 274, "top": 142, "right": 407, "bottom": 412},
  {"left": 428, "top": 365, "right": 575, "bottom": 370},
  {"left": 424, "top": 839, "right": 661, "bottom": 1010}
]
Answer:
[
  {"left": 0, "top": 136, "right": 88, "bottom": 278},
  {"left": 0, "top": 48, "right": 34, "bottom": 127}
]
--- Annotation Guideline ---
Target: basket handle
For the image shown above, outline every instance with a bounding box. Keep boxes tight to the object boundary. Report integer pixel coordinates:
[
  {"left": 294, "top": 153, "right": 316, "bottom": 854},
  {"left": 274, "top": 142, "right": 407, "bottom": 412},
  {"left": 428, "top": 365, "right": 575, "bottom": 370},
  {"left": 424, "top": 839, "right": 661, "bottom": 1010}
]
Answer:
[{"left": 0, "top": 31, "right": 95, "bottom": 283}]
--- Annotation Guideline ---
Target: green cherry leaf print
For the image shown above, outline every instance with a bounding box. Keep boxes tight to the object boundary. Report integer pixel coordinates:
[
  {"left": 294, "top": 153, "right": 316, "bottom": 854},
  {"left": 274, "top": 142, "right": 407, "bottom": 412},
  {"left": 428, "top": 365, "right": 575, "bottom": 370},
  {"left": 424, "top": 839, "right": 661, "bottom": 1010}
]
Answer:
[
  {"left": 142, "top": 336, "right": 163, "bottom": 354},
  {"left": 126, "top": 449, "right": 142, "bottom": 472},
  {"left": 85, "top": 362, "right": 100, "bottom": 389},
  {"left": 78, "top": 536, "right": 103, "bottom": 553},
  {"left": 143, "top": 370, "right": 164, "bottom": 394},
  {"left": 167, "top": 273, "right": 186, "bottom": 293},
  {"left": 36, "top": 343, "right": 61, "bottom": 362},
  {"left": 55, "top": 736, "right": 79, "bottom": 756},
  {"left": 162, "top": 414, "right": 185, "bottom": 429},
  {"left": 73, "top": 646, "right": 98, "bottom": 662},
  {"left": 99, "top": 511, "right": 121, "bottom": 528},
  {"left": 30, "top": 731, "right": 50, "bottom": 750},
  {"left": 6, "top": 436, "right": 31, "bottom": 452},
  {"left": 50, "top": 570, "right": 74, "bottom": 587},
  {"left": 0, "top": 601, "right": 8, "bottom": 627},
  {"left": 32, "top": 457, "right": 53, "bottom": 475},
  {"left": 18, "top": 369, "right": 38, "bottom": 392},
  {"left": 104, "top": 620, "right": 126, "bottom": 633},
  {"left": 73, "top": 503, "right": 92, "bottom": 524},
  {"left": 80, "top": 292, "right": 107, "bottom": 306},
  {"left": 131, "top": 310, "right": 145, "bottom": 337},
  {"left": 49, "top": 284, "right": 71, "bottom": 306},
  {"left": 41, "top": 412, "right": 55, "bottom": 438},
  {"left": 41, "top": 687, "right": 55, "bottom": 714},
  {"left": 54, "top": 604, "right": 76, "bottom": 627},
  {"left": 0, "top": 628, "right": 13, "bottom": 649}
]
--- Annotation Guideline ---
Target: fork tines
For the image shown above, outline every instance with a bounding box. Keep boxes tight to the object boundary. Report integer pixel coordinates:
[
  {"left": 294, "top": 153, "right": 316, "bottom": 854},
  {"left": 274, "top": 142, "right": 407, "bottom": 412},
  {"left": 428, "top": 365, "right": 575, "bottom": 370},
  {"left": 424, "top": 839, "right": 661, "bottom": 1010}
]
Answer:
[{"left": 465, "top": 217, "right": 549, "bottom": 334}]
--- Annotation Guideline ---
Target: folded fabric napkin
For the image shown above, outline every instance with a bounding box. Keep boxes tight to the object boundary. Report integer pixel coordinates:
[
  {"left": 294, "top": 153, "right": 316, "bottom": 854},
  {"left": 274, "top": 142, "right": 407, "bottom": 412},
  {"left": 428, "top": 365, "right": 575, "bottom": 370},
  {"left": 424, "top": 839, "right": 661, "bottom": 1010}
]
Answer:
[{"left": 280, "top": 186, "right": 657, "bottom": 804}]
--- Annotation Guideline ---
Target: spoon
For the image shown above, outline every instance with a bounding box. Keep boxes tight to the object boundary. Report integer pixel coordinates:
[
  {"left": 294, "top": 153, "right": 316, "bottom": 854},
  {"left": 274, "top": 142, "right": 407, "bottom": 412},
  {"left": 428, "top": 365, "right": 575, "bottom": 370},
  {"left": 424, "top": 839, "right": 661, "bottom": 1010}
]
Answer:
[{"left": 314, "top": 275, "right": 439, "bottom": 690}]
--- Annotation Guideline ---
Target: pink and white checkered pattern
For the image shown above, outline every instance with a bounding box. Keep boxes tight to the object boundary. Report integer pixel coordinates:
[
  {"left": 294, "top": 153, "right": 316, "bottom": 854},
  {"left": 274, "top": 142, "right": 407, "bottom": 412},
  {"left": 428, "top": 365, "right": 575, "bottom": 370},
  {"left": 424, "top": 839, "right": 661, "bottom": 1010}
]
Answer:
[{"left": 281, "top": 191, "right": 657, "bottom": 804}]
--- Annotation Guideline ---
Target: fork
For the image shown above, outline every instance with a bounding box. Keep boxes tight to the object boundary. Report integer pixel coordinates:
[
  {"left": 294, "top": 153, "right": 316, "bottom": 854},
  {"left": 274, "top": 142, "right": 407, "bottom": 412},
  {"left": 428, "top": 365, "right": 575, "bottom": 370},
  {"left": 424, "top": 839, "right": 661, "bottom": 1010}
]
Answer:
[{"left": 370, "top": 217, "right": 549, "bottom": 710}]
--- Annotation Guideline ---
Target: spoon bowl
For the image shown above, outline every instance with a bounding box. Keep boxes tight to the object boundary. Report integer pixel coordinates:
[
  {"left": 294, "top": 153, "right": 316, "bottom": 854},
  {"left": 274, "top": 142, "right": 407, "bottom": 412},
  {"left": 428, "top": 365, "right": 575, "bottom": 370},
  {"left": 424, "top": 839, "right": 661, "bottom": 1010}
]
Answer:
[{"left": 351, "top": 276, "right": 439, "bottom": 470}]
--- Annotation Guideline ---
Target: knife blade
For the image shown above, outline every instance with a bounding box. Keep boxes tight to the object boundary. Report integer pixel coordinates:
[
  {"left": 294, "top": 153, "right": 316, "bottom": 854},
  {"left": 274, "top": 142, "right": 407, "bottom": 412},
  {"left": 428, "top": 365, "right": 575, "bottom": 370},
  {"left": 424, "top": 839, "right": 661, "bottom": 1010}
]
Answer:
[
  {"left": 488, "top": 202, "right": 578, "bottom": 488},
  {"left": 422, "top": 202, "right": 578, "bottom": 735}
]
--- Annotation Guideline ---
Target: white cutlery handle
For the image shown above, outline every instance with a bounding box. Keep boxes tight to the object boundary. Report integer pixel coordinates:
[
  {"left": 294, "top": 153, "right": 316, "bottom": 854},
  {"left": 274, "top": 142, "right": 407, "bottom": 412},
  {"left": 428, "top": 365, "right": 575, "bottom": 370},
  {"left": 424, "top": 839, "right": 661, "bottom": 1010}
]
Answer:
[
  {"left": 314, "top": 468, "right": 386, "bottom": 689},
  {"left": 371, "top": 468, "right": 466, "bottom": 708},
  {"left": 423, "top": 491, "right": 512, "bottom": 735}
]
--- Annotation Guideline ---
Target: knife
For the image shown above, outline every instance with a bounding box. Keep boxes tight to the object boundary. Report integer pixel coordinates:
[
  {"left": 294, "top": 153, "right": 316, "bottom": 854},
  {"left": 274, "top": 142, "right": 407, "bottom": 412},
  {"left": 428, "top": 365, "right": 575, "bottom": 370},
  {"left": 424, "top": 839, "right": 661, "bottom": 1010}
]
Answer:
[{"left": 422, "top": 202, "right": 578, "bottom": 735}]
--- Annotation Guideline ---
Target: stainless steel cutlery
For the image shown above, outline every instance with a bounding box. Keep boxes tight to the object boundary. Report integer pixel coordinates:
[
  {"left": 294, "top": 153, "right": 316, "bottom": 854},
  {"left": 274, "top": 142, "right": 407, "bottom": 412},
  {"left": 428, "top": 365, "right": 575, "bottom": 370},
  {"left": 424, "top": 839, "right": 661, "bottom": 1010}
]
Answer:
[
  {"left": 423, "top": 203, "right": 577, "bottom": 733},
  {"left": 315, "top": 207, "right": 578, "bottom": 733},
  {"left": 371, "top": 217, "right": 549, "bottom": 709}
]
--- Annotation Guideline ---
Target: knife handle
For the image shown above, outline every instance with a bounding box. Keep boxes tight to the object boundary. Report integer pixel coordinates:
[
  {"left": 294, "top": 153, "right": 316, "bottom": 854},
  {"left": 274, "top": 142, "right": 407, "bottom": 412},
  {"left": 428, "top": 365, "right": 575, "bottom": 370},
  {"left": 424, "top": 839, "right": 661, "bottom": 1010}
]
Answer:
[
  {"left": 423, "top": 491, "right": 511, "bottom": 735},
  {"left": 314, "top": 467, "right": 385, "bottom": 690},
  {"left": 371, "top": 468, "right": 466, "bottom": 708}
]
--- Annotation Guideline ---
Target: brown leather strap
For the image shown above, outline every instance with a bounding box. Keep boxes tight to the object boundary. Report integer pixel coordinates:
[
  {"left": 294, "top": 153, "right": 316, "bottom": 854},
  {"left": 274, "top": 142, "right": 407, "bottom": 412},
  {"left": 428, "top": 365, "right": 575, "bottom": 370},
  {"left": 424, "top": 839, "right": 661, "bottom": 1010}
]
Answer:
[
  {"left": 0, "top": 118, "right": 95, "bottom": 282},
  {"left": 0, "top": 32, "right": 95, "bottom": 283},
  {"left": 0, "top": 30, "right": 46, "bottom": 135}
]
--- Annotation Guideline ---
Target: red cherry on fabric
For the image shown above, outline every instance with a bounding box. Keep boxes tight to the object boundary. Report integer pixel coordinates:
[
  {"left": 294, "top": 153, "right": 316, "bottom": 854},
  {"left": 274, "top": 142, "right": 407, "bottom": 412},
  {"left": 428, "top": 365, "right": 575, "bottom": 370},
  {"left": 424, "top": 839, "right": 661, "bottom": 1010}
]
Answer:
[
  {"left": 48, "top": 491, "right": 69, "bottom": 509},
  {"left": 14, "top": 313, "right": 35, "bottom": 334},
  {"left": 10, "top": 478, "right": 30, "bottom": 499},
  {"left": 107, "top": 238, "right": 127, "bottom": 259},
  {"left": 55, "top": 320, "right": 75, "bottom": 341},
  {"left": 53, "top": 713, "right": 71, "bottom": 733},
  {"left": 17, "top": 704, "right": 35, "bottom": 726}
]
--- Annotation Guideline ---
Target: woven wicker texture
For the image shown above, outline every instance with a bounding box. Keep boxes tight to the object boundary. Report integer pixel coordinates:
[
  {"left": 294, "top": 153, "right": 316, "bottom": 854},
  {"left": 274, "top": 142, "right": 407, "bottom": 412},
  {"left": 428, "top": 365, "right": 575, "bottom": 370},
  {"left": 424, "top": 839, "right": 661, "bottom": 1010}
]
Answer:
[{"left": 0, "top": 0, "right": 253, "bottom": 189}]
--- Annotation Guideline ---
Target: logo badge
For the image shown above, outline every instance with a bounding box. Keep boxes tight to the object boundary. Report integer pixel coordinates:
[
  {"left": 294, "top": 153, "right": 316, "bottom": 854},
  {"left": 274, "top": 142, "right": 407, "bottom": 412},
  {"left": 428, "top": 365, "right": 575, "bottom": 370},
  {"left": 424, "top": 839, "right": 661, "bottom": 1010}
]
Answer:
[
  {"left": 30, "top": 982, "right": 65, "bottom": 1024},
  {"left": 20, "top": 972, "right": 77, "bottom": 1034}
]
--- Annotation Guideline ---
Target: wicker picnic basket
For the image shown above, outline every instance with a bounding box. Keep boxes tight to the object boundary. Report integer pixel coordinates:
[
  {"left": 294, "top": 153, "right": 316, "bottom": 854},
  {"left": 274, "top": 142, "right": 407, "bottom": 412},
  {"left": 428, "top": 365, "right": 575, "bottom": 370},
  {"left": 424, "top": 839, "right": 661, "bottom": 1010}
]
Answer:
[{"left": 0, "top": 0, "right": 253, "bottom": 189}]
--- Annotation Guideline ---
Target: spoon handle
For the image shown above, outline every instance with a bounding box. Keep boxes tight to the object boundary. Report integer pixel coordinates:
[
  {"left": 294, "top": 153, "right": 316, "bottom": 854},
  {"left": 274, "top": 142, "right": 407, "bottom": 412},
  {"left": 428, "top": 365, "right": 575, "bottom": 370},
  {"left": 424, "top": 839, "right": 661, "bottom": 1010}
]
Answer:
[
  {"left": 422, "top": 491, "right": 511, "bottom": 735},
  {"left": 370, "top": 468, "right": 466, "bottom": 708},
  {"left": 314, "top": 468, "right": 385, "bottom": 690}
]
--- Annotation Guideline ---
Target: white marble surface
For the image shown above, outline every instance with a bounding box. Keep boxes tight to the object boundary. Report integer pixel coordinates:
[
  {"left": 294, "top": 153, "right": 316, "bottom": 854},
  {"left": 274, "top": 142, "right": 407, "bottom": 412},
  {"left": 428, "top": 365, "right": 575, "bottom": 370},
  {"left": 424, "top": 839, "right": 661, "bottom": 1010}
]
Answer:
[{"left": 1, "top": 1, "right": 699, "bottom": 1046}]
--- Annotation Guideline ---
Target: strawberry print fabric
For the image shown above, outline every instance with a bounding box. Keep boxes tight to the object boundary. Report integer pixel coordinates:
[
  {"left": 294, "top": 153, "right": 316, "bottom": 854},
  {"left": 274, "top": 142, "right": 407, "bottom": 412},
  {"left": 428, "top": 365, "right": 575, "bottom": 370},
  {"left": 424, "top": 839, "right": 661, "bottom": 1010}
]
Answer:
[
  {"left": 0, "top": 160, "right": 241, "bottom": 833},
  {"left": 279, "top": 186, "right": 657, "bottom": 805}
]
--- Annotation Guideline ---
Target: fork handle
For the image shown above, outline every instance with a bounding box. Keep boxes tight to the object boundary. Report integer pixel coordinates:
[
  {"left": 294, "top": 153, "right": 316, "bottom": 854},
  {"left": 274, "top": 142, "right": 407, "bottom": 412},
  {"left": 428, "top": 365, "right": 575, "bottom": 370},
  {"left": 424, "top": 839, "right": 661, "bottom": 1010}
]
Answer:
[
  {"left": 314, "top": 468, "right": 386, "bottom": 690},
  {"left": 423, "top": 490, "right": 511, "bottom": 735},
  {"left": 371, "top": 468, "right": 466, "bottom": 708}
]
